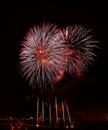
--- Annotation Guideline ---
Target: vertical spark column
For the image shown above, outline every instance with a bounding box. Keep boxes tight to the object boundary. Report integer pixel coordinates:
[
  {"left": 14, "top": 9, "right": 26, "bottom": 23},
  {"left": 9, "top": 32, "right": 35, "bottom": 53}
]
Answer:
[
  {"left": 49, "top": 102, "right": 51, "bottom": 125},
  {"left": 55, "top": 96, "right": 58, "bottom": 124},
  {"left": 42, "top": 100, "right": 44, "bottom": 126},
  {"left": 62, "top": 101, "right": 65, "bottom": 125},
  {"left": 36, "top": 97, "right": 39, "bottom": 126},
  {"left": 66, "top": 104, "right": 72, "bottom": 125}
]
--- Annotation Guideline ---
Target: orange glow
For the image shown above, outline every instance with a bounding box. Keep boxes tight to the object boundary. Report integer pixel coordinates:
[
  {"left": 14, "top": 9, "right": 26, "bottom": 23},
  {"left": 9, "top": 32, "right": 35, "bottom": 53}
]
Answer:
[
  {"left": 36, "top": 48, "right": 49, "bottom": 64},
  {"left": 70, "top": 124, "right": 74, "bottom": 128},
  {"left": 36, "top": 124, "right": 39, "bottom": 127},
  {"left": 42, "top": 59, "right": 53, "bottom": 64},
  {"left": 11, "top": 126, "right": 14, "bottom": 130},
  {"left": 42, "top": 59, "right": 46, "bottom": 63},
  {"left": 37, "top": 49, "right": 44, "bottom": 55},
  {"left": 36, "top": 47, "right": 45, "bottom": 56},
  {"left": 66, "top": 125, "right": 69, "bottom": 128},
  {"left": 39, "top": 50, "right": 42, "bottom": 54}
]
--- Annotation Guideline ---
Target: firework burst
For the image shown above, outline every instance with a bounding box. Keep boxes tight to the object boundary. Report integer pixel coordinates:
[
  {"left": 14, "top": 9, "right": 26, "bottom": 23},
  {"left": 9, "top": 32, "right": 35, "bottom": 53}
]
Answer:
[
  {"left": 20, "top": 23, "right": 67, "bottom": 90},
  {"left": 20, "top": 23, "right": 99, "bottom": 92},
  {"left": 60, "top": 25, "right": 99, "bottom": 74}
]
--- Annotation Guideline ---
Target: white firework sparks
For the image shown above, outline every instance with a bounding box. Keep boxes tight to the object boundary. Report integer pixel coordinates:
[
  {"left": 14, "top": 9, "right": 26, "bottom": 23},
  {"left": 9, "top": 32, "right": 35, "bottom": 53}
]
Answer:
[
  {"left": 60, "top": 25, "right": 99, "bottom": 74},
  {"left": 20, "top": 23, "right": 67, "bottom": 90}
]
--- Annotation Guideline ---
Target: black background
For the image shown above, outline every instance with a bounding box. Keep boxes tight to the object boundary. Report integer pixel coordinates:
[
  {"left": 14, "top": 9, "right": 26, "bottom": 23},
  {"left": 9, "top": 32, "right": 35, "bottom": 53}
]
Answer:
[{"left": 0, "top": 1, "right": 108, "bottom": 119}]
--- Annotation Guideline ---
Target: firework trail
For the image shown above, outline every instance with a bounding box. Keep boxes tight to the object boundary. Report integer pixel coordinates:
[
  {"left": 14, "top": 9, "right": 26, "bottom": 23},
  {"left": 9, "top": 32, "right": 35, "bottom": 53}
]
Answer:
[
  {"left": 20, "top": 23, "right": 67, "bottom": 91},
  {"left": 60, "top": 25, "right": 99, "bottom": 74}
]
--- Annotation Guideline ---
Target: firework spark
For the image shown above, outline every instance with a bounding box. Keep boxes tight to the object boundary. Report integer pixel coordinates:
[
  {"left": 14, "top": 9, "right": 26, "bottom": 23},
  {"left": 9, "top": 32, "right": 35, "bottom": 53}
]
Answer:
[
  {"left": 20, "top": 23, "right": 99, "bottom": 92},
  {"left": 60, "top": 25, "right": 99, "bottom": 74},
  {"left": 20, "top": 23, "right": 67, "bottom": 91}
]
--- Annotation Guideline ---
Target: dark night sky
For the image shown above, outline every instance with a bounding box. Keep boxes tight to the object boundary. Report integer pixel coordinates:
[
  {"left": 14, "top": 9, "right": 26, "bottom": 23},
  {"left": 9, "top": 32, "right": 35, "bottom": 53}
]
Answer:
[{"left": 0, "top": 2, "right": 108, "bottom": 119}]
